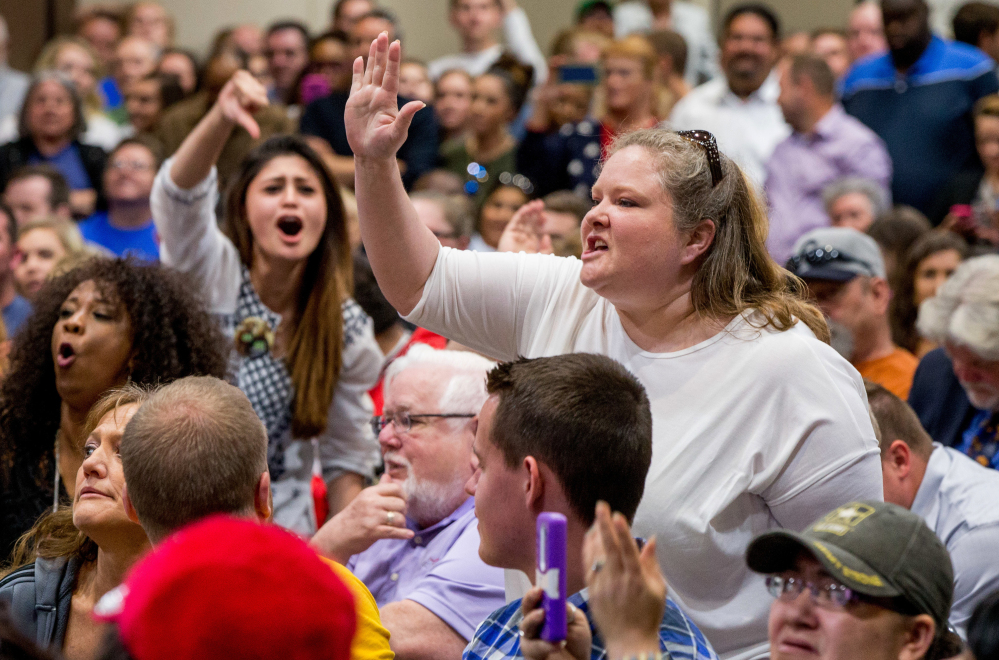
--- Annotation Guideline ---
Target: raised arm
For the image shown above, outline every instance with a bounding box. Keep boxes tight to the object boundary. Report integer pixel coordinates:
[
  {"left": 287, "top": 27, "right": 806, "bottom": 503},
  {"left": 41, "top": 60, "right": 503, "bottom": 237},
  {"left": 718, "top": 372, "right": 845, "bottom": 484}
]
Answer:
[
  {"left": 169, "top": 70, "right": 268, "bottom": 190},
  {"left": 346, "top": 33, "right": 441, "bottom": 315}
]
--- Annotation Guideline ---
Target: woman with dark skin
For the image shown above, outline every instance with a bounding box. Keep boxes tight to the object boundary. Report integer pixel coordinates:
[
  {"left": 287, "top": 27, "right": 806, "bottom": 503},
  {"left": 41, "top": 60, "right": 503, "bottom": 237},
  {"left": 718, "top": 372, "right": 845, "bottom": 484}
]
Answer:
[{"left": 0, "top": 257, "right": 229, "bottom": 561}]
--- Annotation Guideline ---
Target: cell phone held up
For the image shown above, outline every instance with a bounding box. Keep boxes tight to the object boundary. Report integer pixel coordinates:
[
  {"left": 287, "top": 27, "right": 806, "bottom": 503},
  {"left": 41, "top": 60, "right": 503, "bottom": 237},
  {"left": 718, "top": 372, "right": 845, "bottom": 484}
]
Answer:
[
  {"left": 536, "top": 512, "right": 568, "bottom": 642},
  {"left": 557, "top": 64, "right": 599, "bottom": 85}
]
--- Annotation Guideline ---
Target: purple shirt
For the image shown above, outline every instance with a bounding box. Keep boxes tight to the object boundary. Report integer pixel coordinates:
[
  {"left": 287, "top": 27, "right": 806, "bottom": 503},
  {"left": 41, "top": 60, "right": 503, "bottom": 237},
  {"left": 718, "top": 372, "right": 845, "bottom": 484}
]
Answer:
[
  {"left": 347, "top": 497, "right": 506, "bottom": 640},
  {"left": 764, "top": 104, "right": 892, "bottom": 263}
]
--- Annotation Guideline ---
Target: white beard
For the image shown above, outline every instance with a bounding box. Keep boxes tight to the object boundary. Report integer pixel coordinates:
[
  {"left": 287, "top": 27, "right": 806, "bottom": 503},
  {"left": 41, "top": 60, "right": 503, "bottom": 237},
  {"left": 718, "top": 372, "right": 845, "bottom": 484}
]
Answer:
[
  {"left": 961, "top": 382, "right": 999, "bottom": 412},
  {"left": 384, "top": 452, "right": 469, "bottom": 527}
]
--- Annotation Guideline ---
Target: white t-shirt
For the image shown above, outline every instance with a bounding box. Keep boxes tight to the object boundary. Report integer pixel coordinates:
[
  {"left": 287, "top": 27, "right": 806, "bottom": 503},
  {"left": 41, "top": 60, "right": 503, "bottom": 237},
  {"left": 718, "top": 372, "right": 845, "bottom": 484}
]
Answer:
[{"left": 405, "top": 247, "right": 883, "bottom": 659}]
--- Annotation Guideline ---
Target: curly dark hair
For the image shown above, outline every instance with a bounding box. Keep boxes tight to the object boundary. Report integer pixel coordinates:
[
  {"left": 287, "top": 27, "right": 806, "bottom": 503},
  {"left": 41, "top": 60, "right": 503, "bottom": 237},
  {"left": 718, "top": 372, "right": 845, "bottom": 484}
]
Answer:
[{"left": 0, "top": 257, "right": 229, "bottom": 559}]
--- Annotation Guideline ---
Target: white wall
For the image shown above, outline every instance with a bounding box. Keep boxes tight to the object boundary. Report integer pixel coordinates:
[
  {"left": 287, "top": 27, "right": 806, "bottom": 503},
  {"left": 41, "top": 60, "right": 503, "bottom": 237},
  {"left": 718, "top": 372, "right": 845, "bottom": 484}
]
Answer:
[{"left": 80, "top": 0, "right": 856, "bottom": 62}]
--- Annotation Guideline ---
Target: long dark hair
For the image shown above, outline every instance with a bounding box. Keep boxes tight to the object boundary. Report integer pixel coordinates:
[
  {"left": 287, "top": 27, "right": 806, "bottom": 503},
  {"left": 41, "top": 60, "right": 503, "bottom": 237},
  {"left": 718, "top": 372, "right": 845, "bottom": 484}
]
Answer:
[
  {"left": 223, "top": 135, "right": 352, "bottom": 438},
  {"left": 0, "top": 258, "right": 230, "bottom": 494},
  {"left": 889, "top": 231, "right": 968, "bottom": 353}
]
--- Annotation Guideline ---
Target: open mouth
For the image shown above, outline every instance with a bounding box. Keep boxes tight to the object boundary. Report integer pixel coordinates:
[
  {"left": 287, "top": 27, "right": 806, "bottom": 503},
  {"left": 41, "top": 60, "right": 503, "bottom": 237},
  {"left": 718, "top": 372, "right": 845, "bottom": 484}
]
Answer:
[
  {"left": 56, "top": 342, "right": 76, "bottom": 368},
  {"left": 277, "top": 216, "right": 304, "bottom": 238},
  {"left": 585, "top": 236, "right": 609, "bottom": 254}
]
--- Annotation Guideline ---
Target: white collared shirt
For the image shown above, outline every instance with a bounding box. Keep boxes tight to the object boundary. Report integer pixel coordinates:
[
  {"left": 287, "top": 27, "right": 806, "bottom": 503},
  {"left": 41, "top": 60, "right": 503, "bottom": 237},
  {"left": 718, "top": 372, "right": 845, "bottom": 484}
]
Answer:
[
  {"left": 911, "top": 444, "right": 999, "bottom": 637},
  {"left": 667, "top": 71, "right": 790, "bottom": 188}
]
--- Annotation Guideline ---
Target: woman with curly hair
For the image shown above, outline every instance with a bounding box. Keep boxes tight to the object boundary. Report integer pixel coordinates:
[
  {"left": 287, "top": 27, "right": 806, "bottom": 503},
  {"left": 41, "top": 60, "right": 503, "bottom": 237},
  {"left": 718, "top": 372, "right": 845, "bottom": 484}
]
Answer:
[
  {"left": 151, "top": 70, "right": 381, "bottom": 534},
  {"left": 0, "top": 257, "right": 229, "bottom": 561}
]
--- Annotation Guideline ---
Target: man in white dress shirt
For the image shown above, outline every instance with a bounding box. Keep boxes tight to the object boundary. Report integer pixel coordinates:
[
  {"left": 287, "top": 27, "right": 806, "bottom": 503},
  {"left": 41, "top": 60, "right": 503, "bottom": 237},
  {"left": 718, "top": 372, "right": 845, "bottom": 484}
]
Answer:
[
  {"left": 868, "top": 381, "right": 999, "bottom": 637},
  {"left": 426, "top": 0, "right": 546, "bottom": 84},
  {"left": 668, "top": 3, "right": 789, "bottom": 187}
]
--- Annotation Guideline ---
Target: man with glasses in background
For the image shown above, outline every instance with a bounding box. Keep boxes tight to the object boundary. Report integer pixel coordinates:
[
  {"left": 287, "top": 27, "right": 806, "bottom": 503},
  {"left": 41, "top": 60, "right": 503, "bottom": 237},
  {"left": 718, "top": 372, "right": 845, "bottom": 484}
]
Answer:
[
  {"left": 787, "top": 226, "right": 918, "bottom": 399},
  {"left": 79, "top": 137, "right": 161, "bottom": 260},
  {"left": 311, "top": 345, "right": 506, "bottom": 660},
  {"left": 747, "top": 500, "right": 960, "bottom": 660}
]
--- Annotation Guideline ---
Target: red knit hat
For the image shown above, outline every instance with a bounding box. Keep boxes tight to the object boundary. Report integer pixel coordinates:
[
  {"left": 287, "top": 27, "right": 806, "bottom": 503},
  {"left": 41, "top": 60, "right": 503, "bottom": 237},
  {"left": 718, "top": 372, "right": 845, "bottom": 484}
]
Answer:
[{"left": 94, "top": 516, "right": 356, "bottom": 660}]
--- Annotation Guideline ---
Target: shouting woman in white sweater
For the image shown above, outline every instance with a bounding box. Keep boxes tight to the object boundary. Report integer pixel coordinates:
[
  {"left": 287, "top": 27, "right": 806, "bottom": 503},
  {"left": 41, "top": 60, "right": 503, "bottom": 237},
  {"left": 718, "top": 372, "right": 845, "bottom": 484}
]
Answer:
[
  {"left": 150, "top": 71, "right": 382, "bottom": 535},
  {"left": 345, "top": 35, "right": 884, "bottom": 659}
]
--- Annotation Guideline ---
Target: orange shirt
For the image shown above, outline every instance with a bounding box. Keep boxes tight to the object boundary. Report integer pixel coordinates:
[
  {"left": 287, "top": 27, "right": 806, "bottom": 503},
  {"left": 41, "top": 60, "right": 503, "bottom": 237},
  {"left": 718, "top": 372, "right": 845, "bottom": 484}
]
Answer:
[{"left": 857, "top": 347, "right": 919, "bottom": 400}]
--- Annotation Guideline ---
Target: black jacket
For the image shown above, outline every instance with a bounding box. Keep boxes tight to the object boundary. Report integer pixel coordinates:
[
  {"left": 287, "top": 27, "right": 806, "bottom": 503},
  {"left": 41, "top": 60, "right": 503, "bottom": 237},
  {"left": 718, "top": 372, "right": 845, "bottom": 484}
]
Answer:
[
  {"left": 0, "top": 556, "right": 80, "bottom": 651},
  {"left": 0, "top": 137, "right": 108, "bottom": 210},
  {"left": 908, "top": 347, "right": 978, "bottom": 448},
  {"left": 300, "top": 91, "right": 438, "bottom": 189},
  {"left": 927, "top": 169, "right": 983, "bottom": 227}
]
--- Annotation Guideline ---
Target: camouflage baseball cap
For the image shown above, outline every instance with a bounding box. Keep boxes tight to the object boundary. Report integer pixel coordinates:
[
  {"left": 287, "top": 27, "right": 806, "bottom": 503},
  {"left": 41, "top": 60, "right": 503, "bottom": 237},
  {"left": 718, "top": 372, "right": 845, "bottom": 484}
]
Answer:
[{"left": 746, "top": 501, "right": 953, "bottom": 631}]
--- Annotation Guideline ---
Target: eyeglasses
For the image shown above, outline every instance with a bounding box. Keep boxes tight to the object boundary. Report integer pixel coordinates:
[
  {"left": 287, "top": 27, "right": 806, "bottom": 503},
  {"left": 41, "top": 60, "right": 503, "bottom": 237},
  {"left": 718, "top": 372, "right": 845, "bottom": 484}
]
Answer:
[
  {"left": 677, "top": 130, "right": 724, "bottom": 187},
  {"left": 766, "top": 574, "right": 860, "bottom": 609},
  {"left": 787, "top": 243, "right": 875, "bottom": 277},
  {"left": 371, "top": 411, "right": 476, "bottom": 435},
  {"left": 109, "top": 159, "right": 153, "bottom": 172}
]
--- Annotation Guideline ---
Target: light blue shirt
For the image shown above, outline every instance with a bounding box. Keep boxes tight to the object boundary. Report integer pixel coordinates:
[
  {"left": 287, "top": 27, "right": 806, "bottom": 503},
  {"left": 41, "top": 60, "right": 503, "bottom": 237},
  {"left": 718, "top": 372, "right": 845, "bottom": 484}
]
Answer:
[{"left": 911, "top": 443, "right": 999, "bottom": 637}]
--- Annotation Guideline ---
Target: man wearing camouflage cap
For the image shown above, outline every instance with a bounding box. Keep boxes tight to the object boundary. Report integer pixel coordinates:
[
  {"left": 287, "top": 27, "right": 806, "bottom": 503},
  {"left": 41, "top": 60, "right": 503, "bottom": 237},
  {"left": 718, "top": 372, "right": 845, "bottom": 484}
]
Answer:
[{"left": 747, "top": 500, "right": 960, "bottom": 660}]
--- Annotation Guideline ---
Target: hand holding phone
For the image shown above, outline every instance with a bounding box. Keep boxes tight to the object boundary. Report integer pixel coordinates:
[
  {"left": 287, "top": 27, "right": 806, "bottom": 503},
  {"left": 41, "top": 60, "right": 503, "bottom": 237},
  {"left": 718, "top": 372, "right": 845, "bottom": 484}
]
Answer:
[{"left": 537, "top": 512, "right": 568, "bottom": 642}]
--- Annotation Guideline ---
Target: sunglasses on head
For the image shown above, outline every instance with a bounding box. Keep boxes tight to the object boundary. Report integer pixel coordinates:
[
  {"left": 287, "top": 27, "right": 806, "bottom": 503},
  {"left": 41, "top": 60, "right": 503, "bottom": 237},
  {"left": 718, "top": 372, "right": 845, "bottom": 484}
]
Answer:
[
  {"left": 677, "top": 129, "right": 724, "bottom": 187},
  {"left": 787, "top": 244, "right": 875, "bottom": 277}
]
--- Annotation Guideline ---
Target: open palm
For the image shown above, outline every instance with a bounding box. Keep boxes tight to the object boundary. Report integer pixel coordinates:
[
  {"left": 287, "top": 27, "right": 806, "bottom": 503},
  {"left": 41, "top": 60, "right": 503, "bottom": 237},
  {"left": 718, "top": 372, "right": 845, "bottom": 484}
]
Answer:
[{"left": 345, "top": 33, "right": 425, "bottom": 161}]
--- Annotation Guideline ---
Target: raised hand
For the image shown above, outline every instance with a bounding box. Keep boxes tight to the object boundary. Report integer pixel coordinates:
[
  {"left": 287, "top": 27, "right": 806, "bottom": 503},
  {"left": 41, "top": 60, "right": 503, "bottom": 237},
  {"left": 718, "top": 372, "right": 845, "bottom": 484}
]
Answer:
[
  {"left": 519, "top": 586, "right": 591, "bottom": 660},
  {"left": 497, "top": 200, "right": 555, "bottom": 255},
  {"left": 215, "top": 70, "right": 269, "bottom": 139},
  {"left": 310, "top": 478, "right": 413, "bottom": 563},
  {"left": 345, "top": 32, "right": 426, "bottom": 161},
  {"left": 583, "top": 502, "right": 666, "bottom": 659}
]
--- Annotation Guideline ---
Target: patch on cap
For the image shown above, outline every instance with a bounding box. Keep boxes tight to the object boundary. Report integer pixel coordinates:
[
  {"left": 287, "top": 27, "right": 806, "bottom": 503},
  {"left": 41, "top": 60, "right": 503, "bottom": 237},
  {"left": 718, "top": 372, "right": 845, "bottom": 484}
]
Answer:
[{"left": 810, "top": 503, "right": 877, "bottom": 536}]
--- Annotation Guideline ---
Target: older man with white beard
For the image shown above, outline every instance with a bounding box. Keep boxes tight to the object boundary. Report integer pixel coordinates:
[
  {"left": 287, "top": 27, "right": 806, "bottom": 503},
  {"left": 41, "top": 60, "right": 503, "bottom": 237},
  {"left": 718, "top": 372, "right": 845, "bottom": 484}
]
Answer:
[
  {"left": 917, "top": 256, "right": 999, "bottom": 470},
  {"left": 311, "top": 345, "right": 505, "bottom": 660}
]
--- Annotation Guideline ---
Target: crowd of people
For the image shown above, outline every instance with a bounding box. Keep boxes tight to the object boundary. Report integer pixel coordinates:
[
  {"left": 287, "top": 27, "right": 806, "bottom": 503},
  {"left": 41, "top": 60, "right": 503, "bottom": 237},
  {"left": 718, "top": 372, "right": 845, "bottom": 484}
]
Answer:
[{"left": 0, "top": 0, "right": 998, "bottom": 659}]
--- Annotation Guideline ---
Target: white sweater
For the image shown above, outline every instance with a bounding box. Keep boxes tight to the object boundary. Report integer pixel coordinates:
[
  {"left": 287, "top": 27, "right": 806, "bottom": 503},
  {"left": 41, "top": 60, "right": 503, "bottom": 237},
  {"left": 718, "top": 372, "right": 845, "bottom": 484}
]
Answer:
[
  {"left": 406, "top": 247, "right": 884, "bottom": 659},
  {"left": 151, "top": 161, "right": 383, "bottom": 532}
]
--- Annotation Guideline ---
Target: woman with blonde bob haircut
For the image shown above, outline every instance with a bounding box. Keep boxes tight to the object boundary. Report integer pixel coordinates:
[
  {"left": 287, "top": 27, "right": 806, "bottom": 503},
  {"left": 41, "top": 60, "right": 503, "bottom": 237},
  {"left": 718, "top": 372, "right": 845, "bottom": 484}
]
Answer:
[
  {"left": 14, "top": 215, "right": 92, "bottom": 300},
  {"left": 345, "top": 34, "right": 883, "bottom": 657}
]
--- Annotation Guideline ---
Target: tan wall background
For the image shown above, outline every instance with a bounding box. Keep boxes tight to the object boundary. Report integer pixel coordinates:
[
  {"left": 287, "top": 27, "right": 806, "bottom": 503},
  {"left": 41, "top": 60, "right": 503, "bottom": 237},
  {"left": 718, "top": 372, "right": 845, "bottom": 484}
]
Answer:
[{"left": 77, "top": 0, "right": 856, "bottom": 61}]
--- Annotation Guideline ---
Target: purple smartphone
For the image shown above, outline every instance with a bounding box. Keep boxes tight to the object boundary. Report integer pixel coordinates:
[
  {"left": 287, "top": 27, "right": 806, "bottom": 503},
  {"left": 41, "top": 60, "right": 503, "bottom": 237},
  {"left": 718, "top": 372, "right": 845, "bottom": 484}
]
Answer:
[{"left": 536, "top": 512, "right": 568, "bottom": 642}]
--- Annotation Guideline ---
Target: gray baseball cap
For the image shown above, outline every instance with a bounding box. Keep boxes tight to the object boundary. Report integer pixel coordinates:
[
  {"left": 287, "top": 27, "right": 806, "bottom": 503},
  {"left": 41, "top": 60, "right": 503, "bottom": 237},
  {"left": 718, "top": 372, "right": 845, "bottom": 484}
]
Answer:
[
  {"left": 786, "top": 227, "right": 887, "bottom": 281},
  {"left": 746, "top": 501, "right": 953, "bottom": 633}
]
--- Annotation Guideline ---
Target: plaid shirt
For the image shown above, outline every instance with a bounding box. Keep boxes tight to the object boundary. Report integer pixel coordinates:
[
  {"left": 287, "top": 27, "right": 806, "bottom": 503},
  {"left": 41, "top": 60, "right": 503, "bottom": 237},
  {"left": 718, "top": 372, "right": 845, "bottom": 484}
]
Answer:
[{"left": 463, "top": 588, "right": 718, "bottom": 660}]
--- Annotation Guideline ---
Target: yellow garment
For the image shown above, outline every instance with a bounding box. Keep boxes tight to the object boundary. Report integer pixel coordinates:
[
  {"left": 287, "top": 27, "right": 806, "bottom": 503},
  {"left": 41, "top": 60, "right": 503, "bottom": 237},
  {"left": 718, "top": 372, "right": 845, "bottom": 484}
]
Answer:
[{"left": 321, "top": 557, "right": 395, "bottom": 660}]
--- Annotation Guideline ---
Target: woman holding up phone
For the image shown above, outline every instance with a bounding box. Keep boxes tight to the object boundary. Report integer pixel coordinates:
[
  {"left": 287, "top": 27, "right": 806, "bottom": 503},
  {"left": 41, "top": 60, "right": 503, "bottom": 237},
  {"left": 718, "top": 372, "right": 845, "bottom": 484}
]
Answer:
[{"left": 346, "top": 34, "right": 883, "bottom": 657}]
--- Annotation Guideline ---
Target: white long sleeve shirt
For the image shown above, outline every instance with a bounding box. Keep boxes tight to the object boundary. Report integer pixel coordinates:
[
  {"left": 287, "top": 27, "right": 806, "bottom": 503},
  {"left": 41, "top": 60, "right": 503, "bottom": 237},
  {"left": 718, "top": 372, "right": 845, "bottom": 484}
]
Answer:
[
  {"left": 151, "top": 161, "right": 383, "bottom": 533},
  {"left": 427, "top": 7, "right": 548, "bottom": 84},
  {"left": 404, "top": 247, "right": 884, "bottom": 659}
]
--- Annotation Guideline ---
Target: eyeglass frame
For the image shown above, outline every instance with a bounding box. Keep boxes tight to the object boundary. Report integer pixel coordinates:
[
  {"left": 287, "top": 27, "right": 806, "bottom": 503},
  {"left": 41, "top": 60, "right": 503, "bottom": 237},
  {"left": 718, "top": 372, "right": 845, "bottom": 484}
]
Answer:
[
  {"left": 676, "top": 129, "right": 724, "bottom": 187},
  {"left": 371, "top": 410, "right": 476, "bottom": 436},
  {"left": 786, "top": 244, "right": 876, "bottom": 278},
  {"left": 765, "top": 574, "right": 863, "bottom": 610}
]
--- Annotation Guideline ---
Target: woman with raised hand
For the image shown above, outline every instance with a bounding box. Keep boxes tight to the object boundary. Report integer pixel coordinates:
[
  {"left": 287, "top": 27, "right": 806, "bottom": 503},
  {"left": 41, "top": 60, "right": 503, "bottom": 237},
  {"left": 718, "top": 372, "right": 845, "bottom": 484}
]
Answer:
[
  {"left": 346, "top": 33, "right": 883, "bottom": 657},
  {"left": 150, "top": 70, "right": 382, "bottom": 534}
]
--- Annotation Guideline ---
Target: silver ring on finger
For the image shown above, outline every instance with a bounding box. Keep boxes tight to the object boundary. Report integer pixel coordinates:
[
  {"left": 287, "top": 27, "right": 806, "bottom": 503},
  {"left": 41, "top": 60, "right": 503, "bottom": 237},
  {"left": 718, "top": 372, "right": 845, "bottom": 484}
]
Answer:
[
  {"left": 386, "top": 511, "right": 396, "bottom": 525},
  {"left": 590, "top": 559, "right": 605, "bottom": 574}
]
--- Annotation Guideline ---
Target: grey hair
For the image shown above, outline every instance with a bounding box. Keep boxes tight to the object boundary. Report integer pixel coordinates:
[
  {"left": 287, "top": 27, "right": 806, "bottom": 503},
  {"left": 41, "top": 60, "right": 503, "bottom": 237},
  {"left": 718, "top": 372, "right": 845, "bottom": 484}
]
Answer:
[
  {"left": 822, "top": 177, "right": 890, "bottom": 217},
  {"left": 917, "top": 255, "right": 999, "bottom": 360},
  {"left": 18, "top": 71, "right": 87, "bottom": 143},
  {"left": 384, "top": 344, "right": 496, "bottom": 417},
  {"left": 410, "top": 191, "right": 475, "bottom": 239}
]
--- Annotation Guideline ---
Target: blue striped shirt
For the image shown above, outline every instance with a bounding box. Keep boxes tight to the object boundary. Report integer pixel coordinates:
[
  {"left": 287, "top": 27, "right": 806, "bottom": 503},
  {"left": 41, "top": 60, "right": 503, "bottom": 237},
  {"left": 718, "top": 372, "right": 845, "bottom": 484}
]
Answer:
[{"left": 463, "top": 588, "right": 718, "bottom": 660}]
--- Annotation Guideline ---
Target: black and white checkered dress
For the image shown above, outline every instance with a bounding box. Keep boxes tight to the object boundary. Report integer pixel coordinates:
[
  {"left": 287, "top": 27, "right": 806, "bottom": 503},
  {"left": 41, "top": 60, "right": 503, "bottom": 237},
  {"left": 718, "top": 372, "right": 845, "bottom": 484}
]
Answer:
[{"left": 220, "top": 267, "right": 369, "bottom": 479}]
